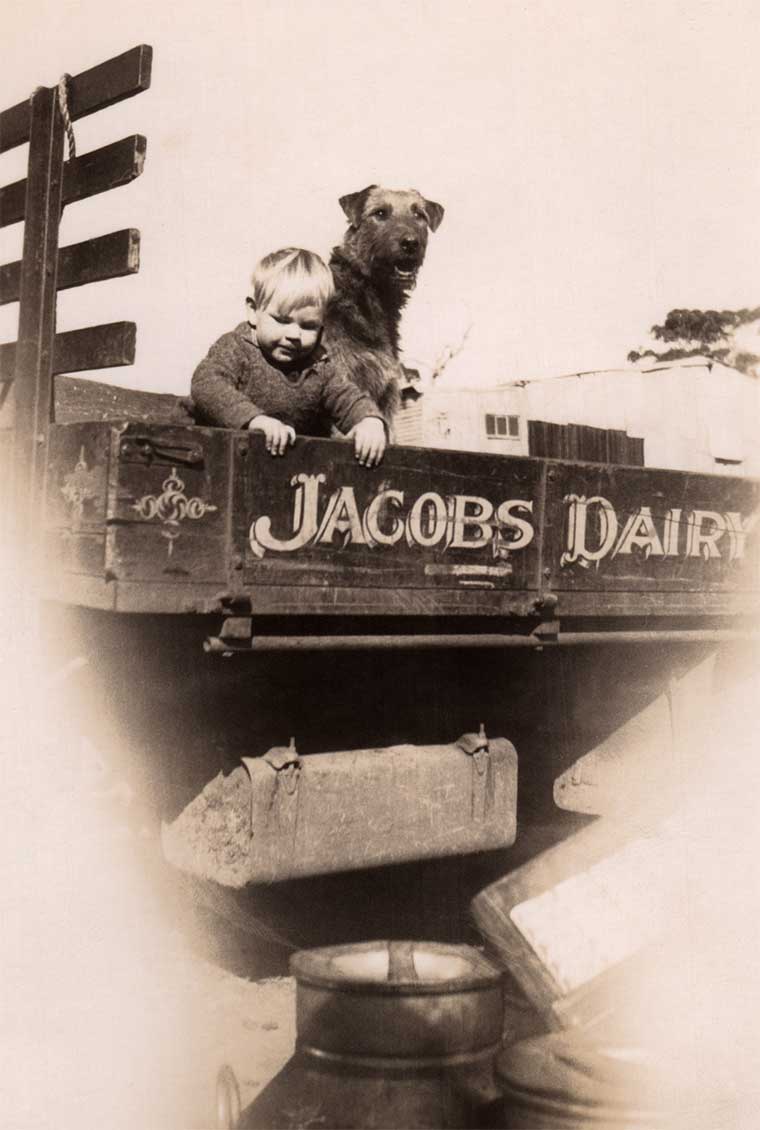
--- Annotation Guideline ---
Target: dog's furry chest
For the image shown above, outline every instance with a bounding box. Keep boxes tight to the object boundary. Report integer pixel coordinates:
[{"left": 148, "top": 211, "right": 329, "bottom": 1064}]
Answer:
[{"left": 327, "top": 264, "right": 402, "bottom": 357}]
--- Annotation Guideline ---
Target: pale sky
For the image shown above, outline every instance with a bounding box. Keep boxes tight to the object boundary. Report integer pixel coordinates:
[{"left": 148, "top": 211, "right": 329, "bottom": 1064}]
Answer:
[{"left": 2, "top": 0, "right": 758, "bottom": 393}]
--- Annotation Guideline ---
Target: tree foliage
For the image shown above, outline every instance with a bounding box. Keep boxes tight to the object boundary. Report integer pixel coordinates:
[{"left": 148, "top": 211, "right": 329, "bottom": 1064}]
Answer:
[{"left": 628, "top": 306, "right": 760, "bottom": 375}]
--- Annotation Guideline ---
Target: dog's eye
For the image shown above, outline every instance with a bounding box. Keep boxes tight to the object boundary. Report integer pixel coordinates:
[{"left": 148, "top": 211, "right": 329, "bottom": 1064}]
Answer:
[
  {"left": 411, "top": 206, "right": 425, "bottom": 221},
  {"left": 373, "top": 208, "right": 389, "bottom": 220}
]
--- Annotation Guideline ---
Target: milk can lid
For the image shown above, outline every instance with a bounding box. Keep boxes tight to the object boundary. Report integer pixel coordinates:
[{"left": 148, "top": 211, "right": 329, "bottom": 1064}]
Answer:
[{"left": 291, "top": 940, "right": 502, "bottom": 995}]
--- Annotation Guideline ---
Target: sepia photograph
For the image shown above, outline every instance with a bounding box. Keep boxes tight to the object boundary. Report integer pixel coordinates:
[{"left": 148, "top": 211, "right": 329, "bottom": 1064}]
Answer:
[{"left": 2, "top": 1, "right": 759, "bottom": 1127}]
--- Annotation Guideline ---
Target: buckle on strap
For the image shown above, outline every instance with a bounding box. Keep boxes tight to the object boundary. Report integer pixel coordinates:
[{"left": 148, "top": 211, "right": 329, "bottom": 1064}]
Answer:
[
  {"left": 263, "top": 737, "right": 301, "bottom": 794},
  {"left": 457, "top": 725, "right": 491, "bottom": 821}
]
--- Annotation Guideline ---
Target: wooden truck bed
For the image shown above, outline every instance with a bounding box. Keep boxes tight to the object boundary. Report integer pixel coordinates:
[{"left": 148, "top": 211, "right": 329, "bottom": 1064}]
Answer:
[
  {"left": 3, "top": 46, "right": 757, "bottom": 636},
  {"left": 42, "top": 416, "right": 759, "bottom": 623}
]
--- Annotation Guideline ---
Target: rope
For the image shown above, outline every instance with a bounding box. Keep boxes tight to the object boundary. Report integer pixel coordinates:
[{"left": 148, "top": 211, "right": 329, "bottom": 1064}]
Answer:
[{"left": 56, "top": 74, "right": 76, "bottom": 161}]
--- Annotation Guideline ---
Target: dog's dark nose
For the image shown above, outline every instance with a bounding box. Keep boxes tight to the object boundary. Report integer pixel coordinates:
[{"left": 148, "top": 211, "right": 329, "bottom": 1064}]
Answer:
[{"left": 401, "top": 236, "right": 419, "bottom": 254}]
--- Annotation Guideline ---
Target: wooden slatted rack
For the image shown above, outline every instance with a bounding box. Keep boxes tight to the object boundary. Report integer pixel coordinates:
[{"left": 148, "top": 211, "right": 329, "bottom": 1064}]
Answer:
[{"left": 0, "top": 44, "right": 152, "bottom": 536}]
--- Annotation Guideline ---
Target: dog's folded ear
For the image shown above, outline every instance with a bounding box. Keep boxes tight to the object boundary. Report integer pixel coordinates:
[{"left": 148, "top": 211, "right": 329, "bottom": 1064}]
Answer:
[
  {"left": 339, "top": 186, "right": 378, "bottom": 227},
  {"left": 423, "top": 197, "right": 445, "bottom": 232}
]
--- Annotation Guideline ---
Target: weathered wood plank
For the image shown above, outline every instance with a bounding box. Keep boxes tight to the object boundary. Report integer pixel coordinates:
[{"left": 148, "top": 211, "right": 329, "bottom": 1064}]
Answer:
[
  {"left": 0, "top": 322, "right": 137, "bottom": 379},
  {"left": 628, "top": 436, "right": 645, "bottom": 466},
  {"left": 55, "top": 321, "right": 137, "bottom": 373},
  {"left": 40, "top": 570, "right": 756, "bottom": 619},
  {"left": 1, "top": 135, "right": 146, "bottom": 228},
  {"left": 53, "top": 374, "right": 193, "bottom": 425},
  {"left": 14, "top": 85, "right": 65, "bottom": 533},
  {"left": 0, "top": 262, "right": 20, "bottom": 307},
  {"left": 1, "top": 342, "right": 16, "bottom": 381},
  {"left": 528, "top": 419, "right": 645, "bottom": 467},
  {"left": 0, "top": 44, "right": 152, "bottom": 154},
  {"left": 0, "top": 228, "right": 140, "bottom": 306}
]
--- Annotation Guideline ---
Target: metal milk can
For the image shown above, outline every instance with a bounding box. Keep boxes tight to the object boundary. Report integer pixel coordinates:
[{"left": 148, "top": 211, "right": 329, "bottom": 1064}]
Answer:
[
  {"left": 491, "top": 1031, "right": 668, "bottom": 1129},
  {"left": 233, "top": 939, "right": 504, "bottom": 1129}
]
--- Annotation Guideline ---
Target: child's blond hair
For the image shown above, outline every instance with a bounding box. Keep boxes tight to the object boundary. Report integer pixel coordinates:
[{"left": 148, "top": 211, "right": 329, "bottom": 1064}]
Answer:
[{"left": 249, "top": 248, "right": 334, "bottom": 315}]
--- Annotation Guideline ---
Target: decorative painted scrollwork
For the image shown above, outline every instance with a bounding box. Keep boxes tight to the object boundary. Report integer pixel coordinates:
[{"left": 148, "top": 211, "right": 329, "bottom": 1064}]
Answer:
[
  {"left": 132, "top": 468, "right": 217, "bottom": 556},
  {"left": 61, "top": 446, "right": 98, "bottom": 523}
]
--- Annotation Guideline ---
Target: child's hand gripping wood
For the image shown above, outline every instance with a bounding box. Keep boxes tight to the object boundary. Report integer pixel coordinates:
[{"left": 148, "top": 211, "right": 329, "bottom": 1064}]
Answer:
[
  {"left": 349, "top": 416, "right": 386, "bottom": 467},
  {"left": 249, "top": 414, "right": 296, "bottom": 456}
]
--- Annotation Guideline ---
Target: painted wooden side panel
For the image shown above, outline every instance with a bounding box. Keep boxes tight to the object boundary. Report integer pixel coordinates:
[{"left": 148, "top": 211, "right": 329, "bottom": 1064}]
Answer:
[
  {"left": 104, "top": 424, "right": 233, "bottom": 587},
  {"left": 39, "top": 422, "right": 760, "bottom": 618},
  {"left": 543, "top": 461, "right": 759, "bottom": 595},
  {"left": 241, "top": 434, "right": 543, "bottom": 596},
  {"left": 44, "top": 423, "right": 111, "bottom": 576}
]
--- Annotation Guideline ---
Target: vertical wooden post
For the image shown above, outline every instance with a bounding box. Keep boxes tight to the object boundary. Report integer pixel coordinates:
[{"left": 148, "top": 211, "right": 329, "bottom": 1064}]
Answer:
[{"left": 14, "top": 84, "right": 65, "bottom": 540}]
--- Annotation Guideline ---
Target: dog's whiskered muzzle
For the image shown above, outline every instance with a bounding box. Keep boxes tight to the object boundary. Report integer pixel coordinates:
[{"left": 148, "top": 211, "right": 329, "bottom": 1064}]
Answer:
[
  {"left": 371, "top": 250, "right": 421, "bottom": 281},
  {"left": 383, "top": 243, "right": 424, "bottom": 272}
]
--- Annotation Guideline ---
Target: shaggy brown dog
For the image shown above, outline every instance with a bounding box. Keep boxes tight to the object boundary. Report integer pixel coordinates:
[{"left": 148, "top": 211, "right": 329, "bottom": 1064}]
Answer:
[{"left": 325, "top": 186, "right": 444, "bottom": 424}]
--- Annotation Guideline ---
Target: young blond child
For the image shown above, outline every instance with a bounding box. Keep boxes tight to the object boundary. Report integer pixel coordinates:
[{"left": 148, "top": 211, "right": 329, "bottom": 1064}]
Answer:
[{"left": 191, "top": 248, "right": 386, "bottom": 466}]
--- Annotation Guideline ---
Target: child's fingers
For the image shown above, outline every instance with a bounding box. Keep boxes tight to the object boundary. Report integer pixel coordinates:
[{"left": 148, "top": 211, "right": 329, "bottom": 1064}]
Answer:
[
  {"left": 367, "top": 432, "right": 386, "bottom": 466},
  {"left": 368, "top": 439, "right": 384, "bottom": 466},
  {"left": 350, "top": 418, "right": 383, "bottom": 465},
  {"left": 269, "top": 424, "right": 294, "bottom": 455},
  {"left": 359, "top": 440, "right": 378, "bottom": 467}
]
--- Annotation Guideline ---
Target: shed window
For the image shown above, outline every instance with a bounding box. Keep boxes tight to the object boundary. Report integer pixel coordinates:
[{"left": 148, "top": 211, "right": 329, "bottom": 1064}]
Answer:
[{"left": 485, "top": 413, "right": 519, "bottom": 439}]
